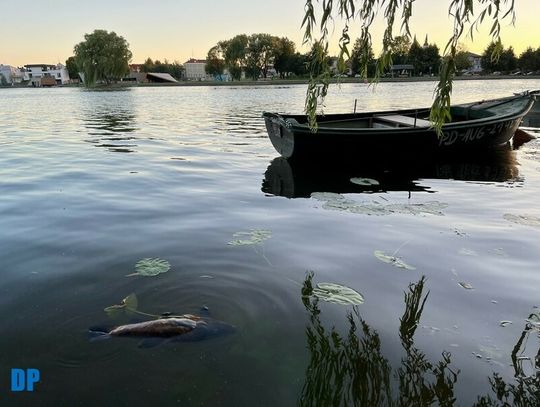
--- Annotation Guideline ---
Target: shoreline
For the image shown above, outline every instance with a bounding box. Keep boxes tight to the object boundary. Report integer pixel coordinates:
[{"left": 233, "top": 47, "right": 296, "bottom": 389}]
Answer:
[{"left": 1, "top": 75, "right": 539, "bottom": 90}]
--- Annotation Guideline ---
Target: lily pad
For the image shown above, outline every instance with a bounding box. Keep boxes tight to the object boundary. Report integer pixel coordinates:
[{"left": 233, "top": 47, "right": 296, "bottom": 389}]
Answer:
[
  {"left": 350, "top": 177, "right": 380, "bottom": 186},
  {"left": 228, "top": 229, "right": 271, "bottom": 246},
  {"left": 126, "top": 258, "right": 170, "bottom": 277},
  {"left": 374, "top": 250, "right": 416, "bottom": 270},
  {"left": 504, "top": 213, "right": 540, "bottom": 228},
  {"left": 312, "top": 283, "right": 364, "bottom": 305},
  {"left": 311, "top": 192, "right": 446, "bottom": 216},
  {"left": 104, "top": 293, "right": 138, "bottom": 318}
]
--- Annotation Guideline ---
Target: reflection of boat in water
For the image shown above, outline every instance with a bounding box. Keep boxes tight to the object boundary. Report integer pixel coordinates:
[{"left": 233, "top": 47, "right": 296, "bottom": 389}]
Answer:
[{"left": 262, "top": 147, "right": 520, "bottom": 198}]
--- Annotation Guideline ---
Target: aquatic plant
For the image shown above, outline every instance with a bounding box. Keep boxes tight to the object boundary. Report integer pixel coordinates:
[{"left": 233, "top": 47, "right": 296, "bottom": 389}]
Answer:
[
  {"left": 126, "top": 258, "right": 170, "bottom": 277},
  {"left": 312, "top": 282, "right": 365, "bottom": 305},
  {"left": 374, "top": 250, "right": 416, "bottom": 270},
  {"left": 228, "top": 229, "right": 272, "bottom": 246}
]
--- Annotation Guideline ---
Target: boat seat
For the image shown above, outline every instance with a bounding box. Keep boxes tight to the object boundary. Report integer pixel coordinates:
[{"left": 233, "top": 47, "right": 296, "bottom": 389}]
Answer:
[{"left": 375, "top": 114, "right": 432, "bottom": 128}]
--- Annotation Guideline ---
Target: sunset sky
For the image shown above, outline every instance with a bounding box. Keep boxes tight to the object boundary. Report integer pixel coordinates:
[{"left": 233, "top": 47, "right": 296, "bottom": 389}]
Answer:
[{"left": 1, "top": 0, "right": 538, "bottom": 66}]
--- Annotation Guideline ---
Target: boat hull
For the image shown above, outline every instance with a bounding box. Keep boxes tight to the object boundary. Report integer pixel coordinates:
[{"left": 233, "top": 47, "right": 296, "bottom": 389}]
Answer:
[{"left": 263, "top": 94, "right": 535, "bottom": 159}]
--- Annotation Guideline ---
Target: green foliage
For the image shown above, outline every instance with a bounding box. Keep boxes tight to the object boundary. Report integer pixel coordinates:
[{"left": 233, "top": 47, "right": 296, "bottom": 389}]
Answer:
[
  {"left": 141, "top": 58, "right": 184, "bottom": 79},
  {"left": 454, "top": 51, "right": 473, "bottom": 72},
  {"left": 74, "top": 29, "right": 132, "bottom": 86},
  {"left": 126, "top": 258, "right": 171, "bottom": 277},
  {"left": 205, "top": 45, "right": 225, "bottom": 77},
  {"left": 273, "top": 37, "right": 296, "bottom": 78},
  {"left": 481, "top": 42, "right": 517, "bottom": 73},
  {"left": 65, "top": 56, "right": 79, "bottom": 80},
  {"left": 302, "top": 0, "right": 516, "bottom": 133},
  {"left": 311, "top": 282, "right": 365, "bottom": 305},
  {"left": 350, "top": 37, "right": 375, "bottom": 77},
  {"left": 220, "top": 34, "right": 248, "bottom": 81},
  {"left": 245, "top": 33, "right": 275, "bottom": 80},
  {"left": 0, "top": 73, "right": 7, "bottom": 86},
  {"left": 518, "top": 47, "right": 540, "bottom": 73}
]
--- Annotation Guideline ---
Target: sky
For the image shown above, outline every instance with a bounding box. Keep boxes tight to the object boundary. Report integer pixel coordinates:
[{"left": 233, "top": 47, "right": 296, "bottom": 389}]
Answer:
[{"left": 1, "top": 0, "right": 539, "bottom": 67}]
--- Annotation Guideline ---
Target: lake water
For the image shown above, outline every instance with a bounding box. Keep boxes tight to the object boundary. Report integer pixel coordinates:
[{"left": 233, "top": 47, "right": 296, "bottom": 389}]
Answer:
[{"left": 1, "top": 80, "right": 540, "bottom": 406}]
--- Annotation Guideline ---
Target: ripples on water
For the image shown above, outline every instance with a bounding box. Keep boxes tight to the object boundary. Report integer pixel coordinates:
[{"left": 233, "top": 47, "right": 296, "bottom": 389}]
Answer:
[{"left": 0, "top": 80, "right": 540, "bottom": 405}]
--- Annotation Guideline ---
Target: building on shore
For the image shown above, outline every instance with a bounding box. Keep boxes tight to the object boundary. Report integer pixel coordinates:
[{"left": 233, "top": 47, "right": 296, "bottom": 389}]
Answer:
[
  {"left": 465, "top": 52, "right": 483, "bottom": 74},
  {"left": 24, "top": 64, "right": 70, "bottom": 86},
  {"left": 184, "top": 58, "right": 212, "bottom": 81},
  {"left": 0, "top": 64, "right": 25, "bottom": 85}
]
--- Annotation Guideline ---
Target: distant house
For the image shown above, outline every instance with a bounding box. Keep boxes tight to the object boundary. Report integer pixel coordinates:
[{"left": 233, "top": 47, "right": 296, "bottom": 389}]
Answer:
[
  {"left": 0, "top": 64, "right": 25, "bottom": 84},
  {"left": 390, "top": 64, "right": 415, "bottom": 77},
  {"left": 465, "top": 52, "right": 482, "bottom": 74},
  {"left": 184, "top": 58, "right": 211, "bottom": 81},
  {"left": 24, "top": 64, "right": 70, "bottom": 86}
]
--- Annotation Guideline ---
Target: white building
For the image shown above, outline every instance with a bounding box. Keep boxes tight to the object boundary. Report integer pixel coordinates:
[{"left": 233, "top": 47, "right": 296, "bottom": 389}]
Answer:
[
  {"left": 24, "top": 64, "right": 70, "bottom": 86},
  {"left": 0, "top": 64, "right": 25, "bottom": 84},
  {"left": 465, "top": 52, "right": 483, "bottom": 74},
  {"left": 184, "top": 58, "right": 211, "bottom": 81}
]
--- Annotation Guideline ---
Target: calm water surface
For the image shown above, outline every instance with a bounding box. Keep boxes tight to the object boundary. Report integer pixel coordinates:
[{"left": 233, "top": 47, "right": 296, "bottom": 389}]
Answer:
[{"left": 1, "top": 80, "right": 540, "bottom": 406}]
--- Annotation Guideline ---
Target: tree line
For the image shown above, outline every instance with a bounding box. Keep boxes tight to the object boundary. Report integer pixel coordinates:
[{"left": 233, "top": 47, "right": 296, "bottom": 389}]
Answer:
[
  {"left": 65, "top": 29, "right": 540, "bottom": 87},
  {"left": 205, "top": 34, "right": 310, "bottom": 80}
]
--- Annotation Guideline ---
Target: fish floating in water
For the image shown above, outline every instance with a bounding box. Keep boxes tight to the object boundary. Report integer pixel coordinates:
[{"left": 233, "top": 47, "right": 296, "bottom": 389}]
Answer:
[{"left": 89, "top": 314, "right": 235, "bottom": 348}]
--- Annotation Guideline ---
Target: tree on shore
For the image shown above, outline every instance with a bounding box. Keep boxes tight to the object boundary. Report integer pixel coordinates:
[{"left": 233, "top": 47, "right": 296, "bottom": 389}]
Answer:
[
  {"left": 205, "top": 46, "right": 225, "bottom": 78},
  {"left": 65, "top": 56, "right": 79, "bottom": 81},
  {"left": 518, "top": 47, "right": 540, "bottom": 73},
  {"left": 481, "top": 42, "right": 517, "bottom": 73},
  {"left": 273, "top": 37, "right": 296, "bottom": 78},
  {"left": 302, "top": 0, "right": 516, "bottom": 131},
  {"left": 74, "top": 29, "right": 132, "bottom": 86},
  {"left": 221, "top": 35, "right": 248, "bottom": 81}
]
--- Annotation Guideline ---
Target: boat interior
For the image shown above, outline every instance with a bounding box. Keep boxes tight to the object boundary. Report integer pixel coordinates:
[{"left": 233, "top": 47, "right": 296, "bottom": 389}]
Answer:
[{"left": 289, "top": 95, "right": 525, "bottom": 129}]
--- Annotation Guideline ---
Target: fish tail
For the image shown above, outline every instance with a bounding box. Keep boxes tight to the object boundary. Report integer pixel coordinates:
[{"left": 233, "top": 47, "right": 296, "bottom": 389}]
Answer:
[{"left": 88, "top": 329, "right": 111, "bottom": 342}]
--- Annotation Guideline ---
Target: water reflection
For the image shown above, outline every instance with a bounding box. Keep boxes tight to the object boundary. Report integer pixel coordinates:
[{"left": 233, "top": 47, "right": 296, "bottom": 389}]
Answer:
[
  {"left": 301, "top": 273, "right": 540, "bottom": 406},
  {"left": 475, "top": 309, "right": 540, "bottom": 406},
  {"left": 300, "top": 273, "right": 458, "bottom": 406},
  {"left": 82, "top": 96, "right": 139, "bottom": 153},
  {"left": 262, "top": 147, "right": 520, "bottom": 198}
]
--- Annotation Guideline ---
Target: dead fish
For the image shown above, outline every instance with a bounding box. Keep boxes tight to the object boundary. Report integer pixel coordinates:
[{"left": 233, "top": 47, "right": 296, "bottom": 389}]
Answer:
[{"left": 89, "top": 314, "right": 235, "bottom": 348}]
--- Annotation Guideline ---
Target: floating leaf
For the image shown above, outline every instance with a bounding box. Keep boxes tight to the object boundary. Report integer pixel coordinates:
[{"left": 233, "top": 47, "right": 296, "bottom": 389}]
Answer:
[
  {"left": 374, "top": 250, "right": 416, "bottom": 270},
  {"left": 458, "top": 282, "right": 474, "bottom": 290},
  {"left": 504, "top": 213, "right": 540, "bottom": 228},
  {"left": 311, "top": 192, "right": 446, "bottom": 216},
  {"left": 499, "top": 320, "right": 512, "bottom": 327},
  {"left": 126, "top": 258, "right": 170, "bottom": 277},
  {"left": 459, "top": 248, "right": 478, "bottom": 256},
  {"left": 104, "top": 293, "right": 138, "bottom": 317},
  {"left": 228, "top": 229, "right": 271, "bottom": 246},
  {"left": 350, "top": 177, "right": 380, "bottom": 186},
  {"left": 312, "top": 283, "right": 364, "bottom": 305}
]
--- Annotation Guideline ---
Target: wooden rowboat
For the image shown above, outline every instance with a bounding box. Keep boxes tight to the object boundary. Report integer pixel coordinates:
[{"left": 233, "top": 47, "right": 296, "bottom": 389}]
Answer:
[{"left": 263, "top": 92, "right": 536, "bottom": 159}]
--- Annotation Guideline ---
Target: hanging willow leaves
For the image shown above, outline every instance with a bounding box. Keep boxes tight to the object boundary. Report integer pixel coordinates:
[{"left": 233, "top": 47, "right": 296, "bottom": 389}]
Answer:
[
  {"left": 126, "top": 258, "right": 171, "bottom": 277},
  {"left": 302, "top": 0, "right": 515, "bottom": 133},
  {"left": 312, "top": 282, "right": 365, "bottom": 305}
]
